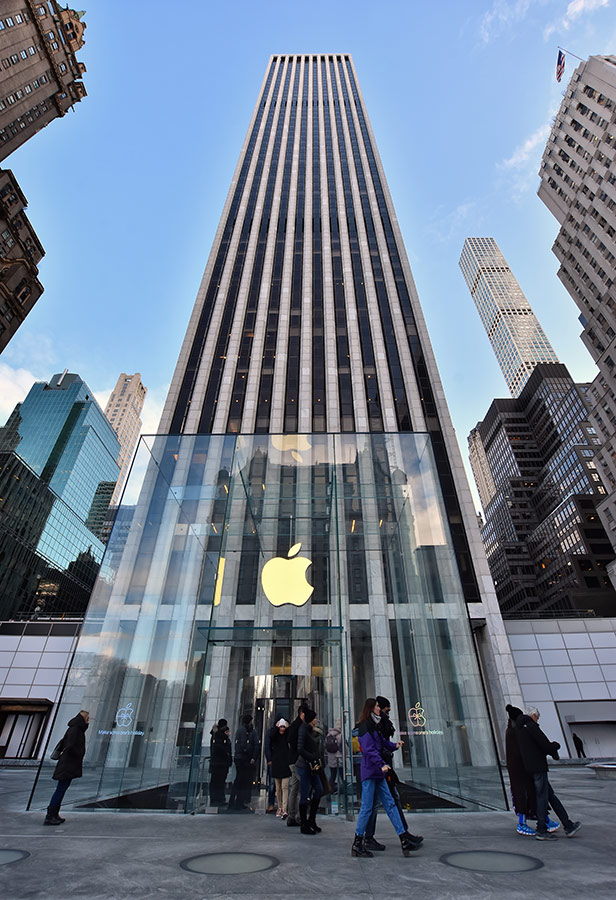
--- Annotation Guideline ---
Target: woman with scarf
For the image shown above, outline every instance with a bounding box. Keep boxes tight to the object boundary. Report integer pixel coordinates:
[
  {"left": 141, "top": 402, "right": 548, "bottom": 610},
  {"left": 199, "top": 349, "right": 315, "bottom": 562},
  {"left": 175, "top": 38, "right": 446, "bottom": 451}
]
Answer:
[{"left": 351, "top": 698, "right": 423, "bottom": 858}]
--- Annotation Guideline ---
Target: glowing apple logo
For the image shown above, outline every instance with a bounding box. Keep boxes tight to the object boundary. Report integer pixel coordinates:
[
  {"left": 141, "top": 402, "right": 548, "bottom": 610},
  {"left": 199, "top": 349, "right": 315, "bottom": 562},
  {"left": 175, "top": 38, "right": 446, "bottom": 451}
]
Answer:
[{"left": 261, "top": 543, "right": 314, "bottom": 607}]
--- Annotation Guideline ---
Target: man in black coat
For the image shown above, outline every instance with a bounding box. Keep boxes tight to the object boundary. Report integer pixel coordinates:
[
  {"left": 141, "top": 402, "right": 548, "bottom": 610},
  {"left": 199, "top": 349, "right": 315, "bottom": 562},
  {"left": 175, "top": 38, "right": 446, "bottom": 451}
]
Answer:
[
  {"left": 230, "top": 713, "right": 260, "bottom": 811},
  {"left": 45, "top": 710, "right": 89, "bottom": 825},
  {"left": 515, "top": 706, "right": 581, "bottom": 841},
  {"left": 285, "top": 704, "right": 308, "bottom": 826}
]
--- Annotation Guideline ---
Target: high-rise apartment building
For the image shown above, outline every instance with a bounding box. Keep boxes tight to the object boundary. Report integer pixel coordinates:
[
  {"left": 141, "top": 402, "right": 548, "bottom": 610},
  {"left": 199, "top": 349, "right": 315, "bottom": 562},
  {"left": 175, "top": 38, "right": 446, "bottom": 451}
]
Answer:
[
  {"left": 459, "top": 238, "right": 559, "bottom": 397},
  {"left": 538, "top": 55, "right": 616, "bottom": 543},
  {"left": 104, "top": 373, "right": 147, "bottom": 506},
  {"left": 0, "top": 3, "right": 86, "bottom": 159},
  {"left": 0, "top": 167, "right": 44, "bottom": 350},
  {"left": 0, "top": 371, "right": 119, "bottom": 619},
  {"left": 469, "top": 363, "right": 616, "bottom": 617},
  {"left": 33, "top": 55, "right": 519, "bottom": 817}
]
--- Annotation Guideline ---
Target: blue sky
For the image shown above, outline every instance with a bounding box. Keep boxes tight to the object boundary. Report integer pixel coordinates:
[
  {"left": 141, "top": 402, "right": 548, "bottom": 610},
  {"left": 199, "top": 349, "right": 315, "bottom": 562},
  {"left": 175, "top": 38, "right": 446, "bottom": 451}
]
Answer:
[{"left": 2, "top": 0, "right": 615, "bottom": 507}]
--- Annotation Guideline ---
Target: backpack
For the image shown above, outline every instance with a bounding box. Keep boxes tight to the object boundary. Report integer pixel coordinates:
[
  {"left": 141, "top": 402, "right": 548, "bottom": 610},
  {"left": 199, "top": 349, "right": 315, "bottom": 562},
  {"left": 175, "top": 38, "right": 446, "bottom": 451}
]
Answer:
[{"left": 326, "top": 730, "right": 341, "bottom": 755}]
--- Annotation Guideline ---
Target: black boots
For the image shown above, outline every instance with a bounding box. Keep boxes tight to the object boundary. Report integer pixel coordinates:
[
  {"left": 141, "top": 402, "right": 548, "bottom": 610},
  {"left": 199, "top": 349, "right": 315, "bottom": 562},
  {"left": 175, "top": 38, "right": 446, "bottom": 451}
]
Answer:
[
  {"left": 399, "top": 831, "right": 423, "bottom": 855},
  {"left": 299, "top": 802, "right": 315, "bottom": 834},
  {"left": 351, "top": 834, "right": 374, "bottom": 857},
  {"left": 44, "top": 807, "right": 65, "bottom": 826},
  {"left": 365, "top": 836, "right": 386, "bottom": 851},
  {"left": 308, "top": 796, "right": 321, "bottom": 833}
]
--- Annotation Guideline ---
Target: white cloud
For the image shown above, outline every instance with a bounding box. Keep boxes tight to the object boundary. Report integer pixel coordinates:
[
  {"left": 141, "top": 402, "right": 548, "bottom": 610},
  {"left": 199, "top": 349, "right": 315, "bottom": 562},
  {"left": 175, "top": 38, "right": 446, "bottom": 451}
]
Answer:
[
  {"left": 428, "top": 201, "right": 479, "bottom": 243},
  {"left": 501, "top": 122, "right": 552, "bottom": 169},
  {"left": 0, "top": 361, "right": 44, "bottom": 424},
  {"left": 140, "top": 384, "right": 168, "bottom": 435},
  {"left": 543, "top": 0, "right": 609, "bottom": 39},
  {"left": 1, "top": 331, "right": 57, "bottom": 372},
  {"left": 479, "top": 0, "right": 533, "bottom": 43}
]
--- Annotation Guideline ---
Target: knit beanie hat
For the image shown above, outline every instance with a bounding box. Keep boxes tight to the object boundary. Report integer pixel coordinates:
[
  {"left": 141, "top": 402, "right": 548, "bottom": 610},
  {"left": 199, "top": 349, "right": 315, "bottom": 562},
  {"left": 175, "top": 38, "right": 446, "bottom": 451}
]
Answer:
[
  {"left": 506, "top": 704, "right": 523, "bottom": 721},
  {"left": 304, "top": 709, "right": 317, "bottom": 724}
]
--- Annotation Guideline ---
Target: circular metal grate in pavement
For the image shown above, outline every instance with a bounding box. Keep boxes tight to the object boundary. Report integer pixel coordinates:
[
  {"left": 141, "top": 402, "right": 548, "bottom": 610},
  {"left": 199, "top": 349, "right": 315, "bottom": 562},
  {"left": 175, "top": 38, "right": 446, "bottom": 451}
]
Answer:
[
  {"left": 0, "top": 849, "right": 30, "bottom": 866},
  {"left": 180, "top": 852, "right": 279, "bottom": 875},
  {"left": 440, "top": 850, "right": 544, "bottom": 873}
]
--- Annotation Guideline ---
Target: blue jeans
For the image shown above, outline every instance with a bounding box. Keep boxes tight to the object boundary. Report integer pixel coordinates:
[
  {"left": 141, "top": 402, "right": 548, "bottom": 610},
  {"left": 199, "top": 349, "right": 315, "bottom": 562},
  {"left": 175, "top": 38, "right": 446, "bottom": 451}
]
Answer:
[
  {"left": 533, "top": 772, "right": 572, "bottom": 834},
  {"left": 298, "top": 763, "right": 323, "bottom": 805},
  {"left": 356, "top": 777, "right": 404, "bottom": 836},
  {"left": 49, "top": 778, "right": 72, "bottom": 812}
]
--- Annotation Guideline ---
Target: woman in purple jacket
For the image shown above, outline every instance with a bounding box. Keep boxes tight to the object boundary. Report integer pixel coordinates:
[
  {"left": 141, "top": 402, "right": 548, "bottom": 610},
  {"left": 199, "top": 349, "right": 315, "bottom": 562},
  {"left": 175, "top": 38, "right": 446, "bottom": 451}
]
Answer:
[{"left": 351, "top": 698, "right": 423, "bottom": 858}]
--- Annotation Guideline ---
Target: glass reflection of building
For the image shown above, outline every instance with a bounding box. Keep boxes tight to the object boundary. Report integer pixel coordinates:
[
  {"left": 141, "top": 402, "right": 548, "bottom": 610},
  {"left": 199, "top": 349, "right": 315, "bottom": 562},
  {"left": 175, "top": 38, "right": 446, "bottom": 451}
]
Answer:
[
  {"left": 31, "top": 55, "right": 521, "bottom": 816},
  {"left": 469, "top": 363, "right": 616, "bottom": 617},
  {"left": 0, "top": 371, "right": 120, "bottom": 619}
]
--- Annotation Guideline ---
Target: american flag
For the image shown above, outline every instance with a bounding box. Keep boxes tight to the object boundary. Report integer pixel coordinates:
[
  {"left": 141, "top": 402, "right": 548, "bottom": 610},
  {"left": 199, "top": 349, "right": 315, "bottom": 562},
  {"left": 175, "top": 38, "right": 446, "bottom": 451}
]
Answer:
[{"left": 556, "top": 50, "right": 565, "bottom": 83}]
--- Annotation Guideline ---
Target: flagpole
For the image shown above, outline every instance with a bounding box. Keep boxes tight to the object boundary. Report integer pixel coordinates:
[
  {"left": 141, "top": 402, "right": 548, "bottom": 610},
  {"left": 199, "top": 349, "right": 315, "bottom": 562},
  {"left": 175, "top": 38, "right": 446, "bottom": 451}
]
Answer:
[{"left": 557, "top": 46, "right": 585, "bottom": 62}]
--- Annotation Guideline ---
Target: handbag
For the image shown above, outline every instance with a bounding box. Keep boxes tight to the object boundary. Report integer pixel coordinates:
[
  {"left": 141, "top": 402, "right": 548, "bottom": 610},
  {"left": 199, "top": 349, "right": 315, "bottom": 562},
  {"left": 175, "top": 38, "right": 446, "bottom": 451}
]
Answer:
[
  {"left": 309, "top": 758, "right": 322, "bottom": 772},
  {"left": 50, "top": 738, "right": 65, "bottom": 761}
]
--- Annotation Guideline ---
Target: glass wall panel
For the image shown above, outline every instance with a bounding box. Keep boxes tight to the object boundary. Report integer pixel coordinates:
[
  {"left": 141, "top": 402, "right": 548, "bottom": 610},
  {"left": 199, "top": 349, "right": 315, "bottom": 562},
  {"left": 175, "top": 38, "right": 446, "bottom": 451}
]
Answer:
[{"left": 30, "top": 433, "right": 505, "bottom": 815}]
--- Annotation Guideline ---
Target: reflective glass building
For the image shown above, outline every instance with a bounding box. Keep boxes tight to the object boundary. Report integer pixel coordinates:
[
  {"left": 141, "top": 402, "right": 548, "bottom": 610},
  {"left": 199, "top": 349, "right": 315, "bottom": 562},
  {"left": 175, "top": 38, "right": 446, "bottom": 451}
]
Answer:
[
  {"left": 32, "top": 55, "right": 520, "bottom": 815},
  {"left": 0, "top": 371, "right": 120, "bottom": 618}
]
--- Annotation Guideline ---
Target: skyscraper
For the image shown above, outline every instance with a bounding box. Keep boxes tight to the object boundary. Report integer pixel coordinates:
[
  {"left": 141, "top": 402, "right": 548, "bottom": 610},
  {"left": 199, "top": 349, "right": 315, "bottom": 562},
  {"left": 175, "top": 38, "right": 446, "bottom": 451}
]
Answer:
[
  {"left": 459, "top": 237, "right": 559, "bottom": 397},
  {"left": 0, "top": 3, "right": 86, "bottom": 159},
  {"left": 0, "top": 371, "right": 120, "bottom": 618},
  {"left": 469, "top": 363, "right": 616, "bottom": 617},
  {"left": 104, "top": 373, "right": 147, "bottom": 506},
  {"left": 538, "top": 54, "right": 616, "bottom": 544},
  {"left": 33, "top": 55, "right": 519, "bottom": 816},
  {"left": 0, "top": 167, "right": 44, "bottom": 351}
]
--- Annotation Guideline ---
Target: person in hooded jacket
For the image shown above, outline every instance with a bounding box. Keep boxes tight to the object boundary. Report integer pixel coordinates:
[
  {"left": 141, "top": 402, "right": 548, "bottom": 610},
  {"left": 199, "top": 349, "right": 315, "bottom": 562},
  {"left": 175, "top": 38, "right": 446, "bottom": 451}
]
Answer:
[
  {"left": 44, "top": 710, "right": 89, "bottom": 825},
  {"left": 515, "top": 706, "right": 581, "bottom": 841},
  {"left": 209, "top": 718, "right": 232, "bottom": 805},
  {"left": 351, "top": 698, "right": 423, "bottom": 859}
]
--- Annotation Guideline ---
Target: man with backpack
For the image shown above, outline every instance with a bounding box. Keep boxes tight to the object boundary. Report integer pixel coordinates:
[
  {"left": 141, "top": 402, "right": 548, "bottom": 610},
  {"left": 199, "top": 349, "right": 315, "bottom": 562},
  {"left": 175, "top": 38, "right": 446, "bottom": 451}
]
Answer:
[{"left": 325, "top": 721, "right": 343, "bottom": 792}]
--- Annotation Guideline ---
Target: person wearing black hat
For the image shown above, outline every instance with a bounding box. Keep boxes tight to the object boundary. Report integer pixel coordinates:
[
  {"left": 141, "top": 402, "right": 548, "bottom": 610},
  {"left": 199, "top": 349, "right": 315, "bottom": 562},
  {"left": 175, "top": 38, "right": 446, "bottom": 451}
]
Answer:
[
  {"left": 296, "top": 708, "right": 324, "bottom": 834},
  {"left": 505, "top": 704, "right": 541, "bottom": 835},
  {"left": 230, "top": 713, "right": 260, "bottom": 811},
  {"left": 209, "top": 718, "right": 232, "bottom": 806},
  {"left": 514, "top": 706, "right": 581, "bottom": 841}
]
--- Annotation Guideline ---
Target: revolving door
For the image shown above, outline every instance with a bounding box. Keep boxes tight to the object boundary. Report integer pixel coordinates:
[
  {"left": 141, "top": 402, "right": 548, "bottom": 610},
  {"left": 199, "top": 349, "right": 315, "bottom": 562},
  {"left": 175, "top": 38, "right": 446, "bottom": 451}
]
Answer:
[{"left": 185, "top": 624, "right": 352, "bottom": 816}]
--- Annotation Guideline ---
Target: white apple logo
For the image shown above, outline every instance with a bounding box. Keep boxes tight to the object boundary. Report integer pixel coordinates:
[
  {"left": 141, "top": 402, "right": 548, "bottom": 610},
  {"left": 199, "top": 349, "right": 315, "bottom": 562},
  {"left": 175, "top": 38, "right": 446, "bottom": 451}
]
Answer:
[{"left": 261, "top": 542, "right": 314, "bottom": 607}]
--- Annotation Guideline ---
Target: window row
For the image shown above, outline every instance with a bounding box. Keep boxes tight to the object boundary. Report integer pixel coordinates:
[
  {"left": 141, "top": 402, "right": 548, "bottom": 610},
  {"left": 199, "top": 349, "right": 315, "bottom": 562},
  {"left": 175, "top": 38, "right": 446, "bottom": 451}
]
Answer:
[
  {"left": 1, "top": 43, "right": 38, "bottom": 69},
  {"left": 0, "top": 99, "right": 50, "bottom": 141},
  {"left": 0, "top": 72, "right": 49, "bottom": 110}
]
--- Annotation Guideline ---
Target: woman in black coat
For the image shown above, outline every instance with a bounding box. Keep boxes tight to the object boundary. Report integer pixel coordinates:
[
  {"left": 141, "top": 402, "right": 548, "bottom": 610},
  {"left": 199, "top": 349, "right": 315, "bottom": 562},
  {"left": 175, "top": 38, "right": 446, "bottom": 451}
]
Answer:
[
  {"left": 45, "top": 710, "right": 89, "bottom": 825},
  {"left": 296, "top": 709, "right": 324, "bottom": 835}
]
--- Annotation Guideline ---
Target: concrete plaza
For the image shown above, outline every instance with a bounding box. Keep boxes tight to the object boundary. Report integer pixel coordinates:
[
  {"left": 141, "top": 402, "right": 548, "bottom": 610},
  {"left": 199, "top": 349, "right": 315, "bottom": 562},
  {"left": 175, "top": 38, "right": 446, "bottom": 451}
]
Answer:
[{"left": 0, "top": 764, "right": 614, "bottom": 900}]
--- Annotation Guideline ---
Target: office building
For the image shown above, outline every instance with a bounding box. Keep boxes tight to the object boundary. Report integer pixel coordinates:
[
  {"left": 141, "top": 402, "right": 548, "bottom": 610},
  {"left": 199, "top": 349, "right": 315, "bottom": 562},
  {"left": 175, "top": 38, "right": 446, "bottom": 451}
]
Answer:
[
  {"left": 469, "top": 363, "right": 616, "bottom": 617},
  {"left": 459, "top": 237, "right": 559, "bottom": 397},
  {"left": 0, "top": 371, "right": 119, "bottom": 619},
  {"left": 32, "top": 55, "right": 520, "bottom": 815},
  {"left": 538, "top": 55, "right": 616, "bottom": 544},
  {"left": 0, "top": 3, "right": 86, "bottom": 159},
  {"left": 0, "top": 167, "right": 44, "bottom": 351},
  {"left": 104, "top": 373, "right": 147, "bottom": 507}
]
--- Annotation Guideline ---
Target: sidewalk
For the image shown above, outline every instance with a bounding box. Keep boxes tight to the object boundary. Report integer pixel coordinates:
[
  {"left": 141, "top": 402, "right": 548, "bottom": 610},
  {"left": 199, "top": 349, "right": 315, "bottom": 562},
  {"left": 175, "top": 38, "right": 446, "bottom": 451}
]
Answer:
[{"left": 1, "top": 765, "right": 615, "bottom": 900}]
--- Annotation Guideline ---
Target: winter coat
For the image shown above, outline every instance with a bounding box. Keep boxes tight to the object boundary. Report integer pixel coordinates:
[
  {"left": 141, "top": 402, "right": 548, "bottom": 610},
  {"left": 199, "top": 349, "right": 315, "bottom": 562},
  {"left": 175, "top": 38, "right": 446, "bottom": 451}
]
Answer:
[
  {"left": 234, "top": 724, "right": 259, "bottom": 763},
  {"left": 287, "top": 715, "right": 302, "bottom": 765},
  {"left": 52, "top": 714, "right": 88, "bottom": 781},
  {"left": 515, "top": 714, "right": 560, "bottom": 775},
  {"left": 325, "top": 726, "right": 343, "bottom": 768},
  {"left": 505, "top": 720, "right": 536, "bottom": 816},
  {"left": 269, "top": 728, "right": 291, "bottom": 779},
  {"left": 210, "top": 728, "right": 232, "bottom": 769},
  {"left": 358, "top": 718, "right": 398, "bottom": 782},
  {"left": 296, "top": 721, "right": 320, "bottom": 770}
]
